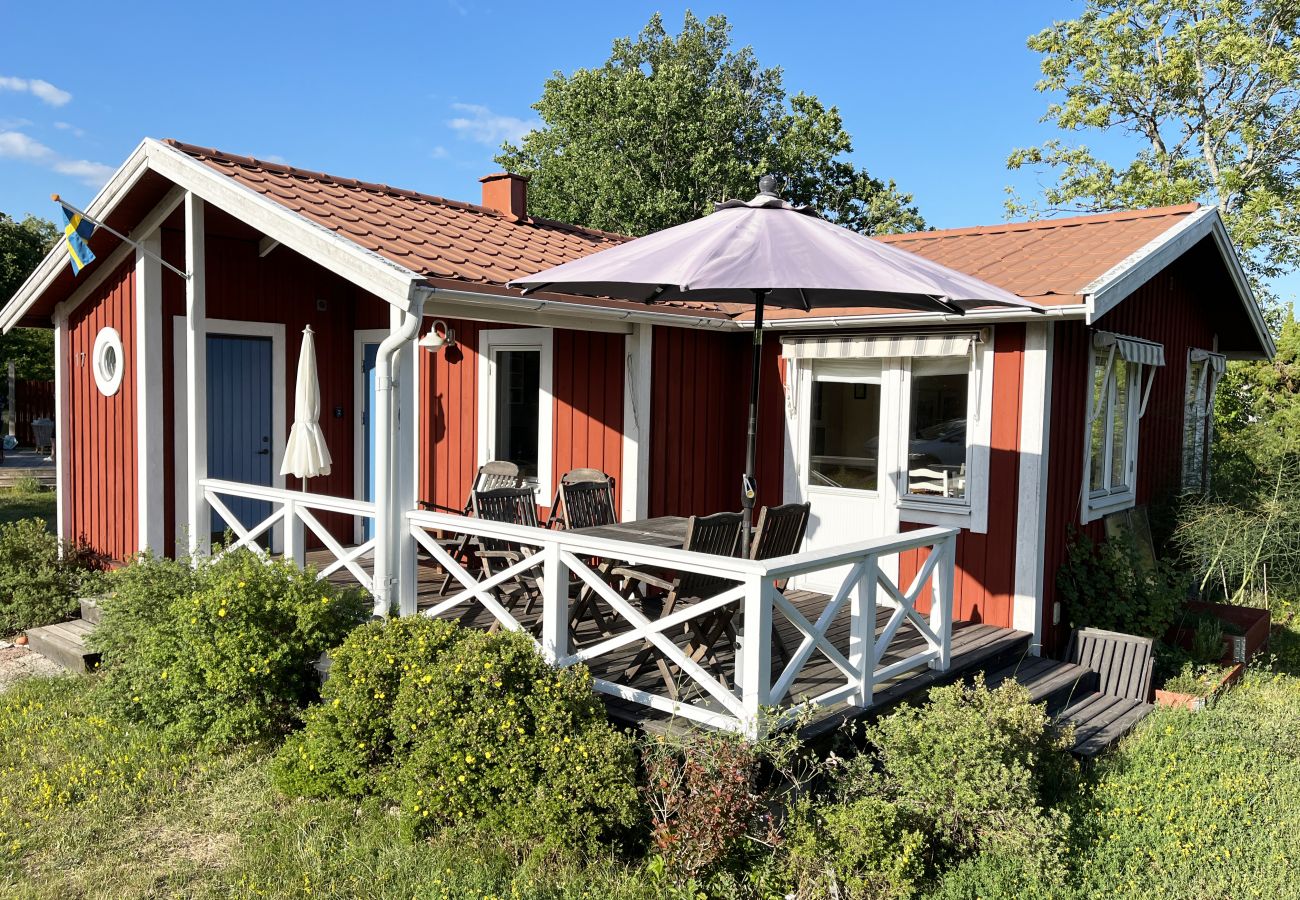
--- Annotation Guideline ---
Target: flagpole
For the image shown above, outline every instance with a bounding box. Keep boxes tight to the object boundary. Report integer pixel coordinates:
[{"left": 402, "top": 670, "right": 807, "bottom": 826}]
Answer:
[{"left": 52, "top": 194, "right": 191, "bottom": 281}]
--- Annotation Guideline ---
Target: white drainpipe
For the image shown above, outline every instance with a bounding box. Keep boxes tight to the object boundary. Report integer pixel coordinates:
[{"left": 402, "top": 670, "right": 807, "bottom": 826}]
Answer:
[{"left": 371, "top": 285, "right": 428, "bottom": 617}]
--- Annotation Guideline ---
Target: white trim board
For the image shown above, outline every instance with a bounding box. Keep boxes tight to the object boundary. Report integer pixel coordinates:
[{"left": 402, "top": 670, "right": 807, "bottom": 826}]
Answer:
[
  {"left": 136, "top": 232, "right": 166, "bottom": 552},
  {"left": 172, "top": 316, "right": 287, "bottom": 552},
  {"left": 476, "top": 326, "right": 555, "bottom": 502},
  {"left": 353, "top": 328, "right": 388, "bottom": 545},
  {"left": 1012, "top": 322, "right": 1053, "bottom": 650},
  {"left": 620, "top": 323, "right": 653, "bottom": 520}
]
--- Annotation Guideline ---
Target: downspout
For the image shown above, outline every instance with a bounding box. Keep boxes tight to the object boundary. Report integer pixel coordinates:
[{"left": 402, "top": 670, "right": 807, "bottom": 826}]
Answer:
[{"left": 371, "top": 283, "right": 428, "bottom": 617}]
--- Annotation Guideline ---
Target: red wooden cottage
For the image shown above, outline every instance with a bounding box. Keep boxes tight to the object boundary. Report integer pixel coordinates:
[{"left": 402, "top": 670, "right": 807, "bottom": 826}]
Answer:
[{"left": 1, "top": 139, "right": 1272, "bottom": 734}]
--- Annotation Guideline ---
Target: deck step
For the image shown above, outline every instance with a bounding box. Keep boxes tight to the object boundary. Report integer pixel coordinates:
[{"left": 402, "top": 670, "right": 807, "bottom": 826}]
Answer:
[
  {"left": 24, "top": 619, "right": 98, "bottom": 672},
  {"left": 0, "top": 469, "right": 55, "bottom": 487},
  {"left": 1057, "top": 693, "right": 1153, "bottom": 757},
  {"left": 985, "top": 657, "right": 1099, "bottom": 715},
  {"left": 79, "top": 596, "right": 103, "bottom": 626}
]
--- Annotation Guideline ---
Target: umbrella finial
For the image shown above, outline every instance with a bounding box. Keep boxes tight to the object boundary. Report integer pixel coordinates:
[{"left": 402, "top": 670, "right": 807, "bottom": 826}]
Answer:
[{"left": 758, "top": 174, "right": 781, "bottom": 197}]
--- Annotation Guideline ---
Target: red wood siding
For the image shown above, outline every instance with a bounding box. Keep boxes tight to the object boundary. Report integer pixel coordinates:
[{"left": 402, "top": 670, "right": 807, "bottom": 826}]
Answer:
[
  {"left": 66, "top": 258, "right": 138, "bottom": 559},
  {"left": 159, "top": 226, "right": 390, "bottom": 551},
  {"left": 896, "top": 324, "right": 1026, "bottom": 626},
  {"left": 1041, "top": 263, "right": 1219, "bottom": 650},
  {"left": 417, "top": 319, "right": 625, "bottom": 514},
  {"left": 647, "top": 327, "right": 784, "bottom": 518}
]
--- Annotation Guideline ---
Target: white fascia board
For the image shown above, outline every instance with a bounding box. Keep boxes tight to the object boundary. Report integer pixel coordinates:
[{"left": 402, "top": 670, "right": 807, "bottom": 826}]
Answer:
[
  {"left": 1, "top": 140, "right": 153, "bottom": 333},
  {"left": 143, "top": 139, "right": 421, "bottom": 308},
  {"left": 1084, "top": 206, "right": 1274, "bottom": 359},
  {"left": 424, "top": 286, "right": 732, "bottom": 332}
]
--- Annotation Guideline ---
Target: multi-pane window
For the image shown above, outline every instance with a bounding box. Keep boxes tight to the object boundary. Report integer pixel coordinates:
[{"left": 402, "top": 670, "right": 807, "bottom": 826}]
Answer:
[
  {"left": 1182, "top": 350, "right": 1224, "bottom": 492},
  {"left": 1084, "top": 332, "right": 1164, "bottom": 521}
]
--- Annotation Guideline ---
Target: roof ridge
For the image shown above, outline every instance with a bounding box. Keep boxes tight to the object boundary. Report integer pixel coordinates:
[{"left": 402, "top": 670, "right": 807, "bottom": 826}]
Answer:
[
  {"left": 876, "top": 203, "right": 1202, "bottom": 242},
  {"left": 161, "top": 139, "right": 630, "bottom": 243}
]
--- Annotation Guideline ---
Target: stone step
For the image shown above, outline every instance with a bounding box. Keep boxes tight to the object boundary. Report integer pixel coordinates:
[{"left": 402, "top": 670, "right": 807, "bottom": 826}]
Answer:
[
  {"left": 79, "top": 596, "right": 103, "bottom": 626},
  {"left": 24, "top": 619, "right": 98, "bottom": 672}
]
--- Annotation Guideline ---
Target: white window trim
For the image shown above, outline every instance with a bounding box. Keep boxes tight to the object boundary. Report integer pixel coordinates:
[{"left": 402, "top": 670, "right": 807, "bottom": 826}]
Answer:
[
  {"left": 92, "top": 326, "right": 125, "bottom": 397},
  {"left": 1182, "top": 347, "right": 1225, "bottom": 492},
  {"left": 476, "top": 327, "right": 554, "bottom": 501},
  {"left": 897, "top": 340, "right": 993, "bottom": 534},
  {"left": 1082, "top": 346, "right": 1146, "bottom": 523}
]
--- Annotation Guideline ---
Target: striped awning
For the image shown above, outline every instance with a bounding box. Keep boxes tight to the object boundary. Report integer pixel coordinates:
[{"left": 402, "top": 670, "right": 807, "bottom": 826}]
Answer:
[
  {"left": 1190, "top": 347, "right": 1227, "bottom": 376},
  {"left": 780, "top": 330, "right": 982, "bottom": 361},
  {"left": 1093, "top": 330, "right": 1165, "bottom": 367}
]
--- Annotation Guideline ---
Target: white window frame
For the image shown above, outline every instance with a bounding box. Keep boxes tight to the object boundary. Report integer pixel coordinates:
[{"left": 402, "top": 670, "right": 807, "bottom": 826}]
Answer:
[
  {"left": 1182, "top": 348, "right": 1223, "bottom": 493},
  {"left": 477, "top": 327, "right": 554, "bottom": 500},
  {"left": 896, "top": 340, "right": 993, "bottom": 533},
  {"left": 92, "top": 326, "right": 125, "bottom": 397},
  {"left": 1082, "top": 346, "right": 1147, "bottom": 523}
]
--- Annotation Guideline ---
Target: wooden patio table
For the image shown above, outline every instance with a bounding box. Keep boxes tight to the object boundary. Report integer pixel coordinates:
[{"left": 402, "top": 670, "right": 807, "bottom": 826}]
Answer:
[{"left": 571, "top": 515, "right": 689, "bottom": 549}]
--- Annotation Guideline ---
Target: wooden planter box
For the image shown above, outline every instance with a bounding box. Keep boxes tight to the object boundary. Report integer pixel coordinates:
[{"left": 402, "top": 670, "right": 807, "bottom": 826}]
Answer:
[
  {"left": 1170, "top": 601, "right": 1271, "bottom": 663},
  {"left": 1155, "top": 662, "right": 1244, "bottom": 712}
]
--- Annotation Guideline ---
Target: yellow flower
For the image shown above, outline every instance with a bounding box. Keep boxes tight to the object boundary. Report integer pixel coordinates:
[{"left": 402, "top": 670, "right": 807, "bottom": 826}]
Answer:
[{"left": 218, "top": 608, "right": 227, "bottom": 618}]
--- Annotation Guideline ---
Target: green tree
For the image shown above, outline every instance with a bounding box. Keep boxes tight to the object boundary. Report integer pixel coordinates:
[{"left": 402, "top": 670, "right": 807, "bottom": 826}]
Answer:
[
  {"left": 1007, "top": 0, "right": 1300, "bottom": 286},
  {"left": 0, "top": 213, "right": 58, "bottom": 380},
  {"left": 497, "top": 11, "right": 925, "bottom": 237}
]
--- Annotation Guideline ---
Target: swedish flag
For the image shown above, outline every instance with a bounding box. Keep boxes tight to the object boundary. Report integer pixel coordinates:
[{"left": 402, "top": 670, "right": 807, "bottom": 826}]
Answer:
[{"left": 59, "top": 203, "right": 95, "bottom": 275}]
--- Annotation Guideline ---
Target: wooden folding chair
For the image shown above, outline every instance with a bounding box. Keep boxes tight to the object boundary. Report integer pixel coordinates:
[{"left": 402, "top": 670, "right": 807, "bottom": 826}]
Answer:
[
  {"left": 614, "top": 512, "right": 744, "bottom": 700},
  {"left": 546, "top": 468, "right": 618, "bottom": 530},
  {"left": 468, "top": 487, "right": 544, "bottom": 626},
  {"left": 433, "top": 461, "right": 526, "bottom": 596}
]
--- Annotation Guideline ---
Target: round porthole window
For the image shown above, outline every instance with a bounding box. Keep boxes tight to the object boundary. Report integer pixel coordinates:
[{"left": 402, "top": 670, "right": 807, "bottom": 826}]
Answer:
[{"left": 92, "top": 327, "right": 124, "bottom": 396}]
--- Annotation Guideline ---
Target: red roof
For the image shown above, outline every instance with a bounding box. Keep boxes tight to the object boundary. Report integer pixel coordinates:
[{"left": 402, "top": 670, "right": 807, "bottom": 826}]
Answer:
[{"left": 166, "top": 140, "right": 630, "bottom": 288}]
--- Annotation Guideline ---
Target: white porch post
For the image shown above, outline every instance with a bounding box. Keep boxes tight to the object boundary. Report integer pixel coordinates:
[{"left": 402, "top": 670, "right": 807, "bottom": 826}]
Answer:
[
  {"left": 737, "top": 575, "right": 773, "bottom": 738},
  {"left": 929, "top": 533, "right": 956, "bottom": 671},
  {"left": 620, "top": 323, "right": 653, "bottom": 521},
  {"left": 849, "top": 553, "right": 879, "bottom": 707},
  {"left": 135, "top": 232, "right": 165, "bottom": 553},
  {"left": 184, "top": 193, "right": 209, "bottom": 557},
  {"left": 1012, "top": 322, "right": 1053, "bottom": 652},
  {"left": 52, "top": 308, "right": 70, "bottom": 543},
  {"left": 394, "top": 306, "right": 418, "bottom": 616}
]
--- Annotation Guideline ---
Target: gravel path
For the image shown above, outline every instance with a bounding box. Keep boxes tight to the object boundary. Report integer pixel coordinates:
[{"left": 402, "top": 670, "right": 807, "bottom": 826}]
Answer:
[{"left": 0, "top": 642, "right": 67, "bottom": 692}]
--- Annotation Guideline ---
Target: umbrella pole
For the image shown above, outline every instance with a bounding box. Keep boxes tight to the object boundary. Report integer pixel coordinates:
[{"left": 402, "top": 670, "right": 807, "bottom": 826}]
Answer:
[{"left": 741, "top": 293, "right": 766, "bottom": 556}]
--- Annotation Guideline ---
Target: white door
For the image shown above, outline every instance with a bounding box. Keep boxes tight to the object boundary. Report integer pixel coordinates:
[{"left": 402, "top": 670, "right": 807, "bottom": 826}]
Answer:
[{"left": 789, "top": 359, "right": 900, "bottom": 594}]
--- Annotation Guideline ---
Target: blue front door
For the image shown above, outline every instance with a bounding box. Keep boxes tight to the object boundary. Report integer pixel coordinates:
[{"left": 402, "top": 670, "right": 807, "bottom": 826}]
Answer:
[
  {"left": 208, "top": 334, "right": 274, "bottom": 544},
  {"left": 361, "top": 342, "right": 380, "bottom": 539}
]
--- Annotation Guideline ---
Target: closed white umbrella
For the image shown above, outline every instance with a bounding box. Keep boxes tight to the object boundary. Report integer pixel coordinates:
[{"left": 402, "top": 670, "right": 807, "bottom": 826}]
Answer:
[{"left": 281, "top": 325, "right": 332, "bottom": 484}]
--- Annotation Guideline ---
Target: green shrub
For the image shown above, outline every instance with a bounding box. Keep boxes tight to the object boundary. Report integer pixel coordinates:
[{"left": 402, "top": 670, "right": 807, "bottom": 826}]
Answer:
[
  {"left": 0, "top": 517, "right": 92, "bottom": 635},
  {"left": 273, "top": 616, "right": 466, "bottom": 799},
  {"left": 783, "top": 796, "right": 926, "bottom": 900},
  {"left": 1057, "top": 530, "right": 1186, "bottom": 638},
  {"left": 817, "top": 677, "right": 1073, "bottom": 888},
  {"left": 93, "top": 549, "right": 367, "bottom": 746},
  {"left": 275, "top": 624, "right": 640, "bottom": 858}
]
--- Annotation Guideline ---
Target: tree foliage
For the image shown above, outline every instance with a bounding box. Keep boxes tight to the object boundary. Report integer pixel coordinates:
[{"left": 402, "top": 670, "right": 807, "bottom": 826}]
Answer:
[
  {"left": 0, "top": 212, "right": 58, "bottom": 379},
  {"left": 497, "top": 12, "right": 925, "bottom": 237},
  {"left": 1008, "top": 0, "right": 1300, "bottom": 285}
]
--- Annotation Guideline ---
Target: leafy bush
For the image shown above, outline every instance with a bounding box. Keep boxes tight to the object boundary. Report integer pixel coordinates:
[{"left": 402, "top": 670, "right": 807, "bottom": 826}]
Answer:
[
  {"left": 0, "top": 517, "right": 97, "bottom": 635},
  {"left": 1057, "top": 530, "right": 1186, "bottom": 638},
  {"left": 92, "top": 549, "right": 367, "bottom": 746},
  {"left": 788, "top": 678, "right": 1073, "bottom": 896},
  {"left": 275, "top": 624, "right": 640, "bottom": 858},
  {"left": 273, "top": 615, "right": 465, "bottom": 799}
]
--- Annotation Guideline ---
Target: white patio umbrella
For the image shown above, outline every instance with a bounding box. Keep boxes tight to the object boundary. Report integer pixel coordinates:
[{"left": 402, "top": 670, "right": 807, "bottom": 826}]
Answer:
[{"left": 281, "top": 325, "right": 332, "bottom": 485}]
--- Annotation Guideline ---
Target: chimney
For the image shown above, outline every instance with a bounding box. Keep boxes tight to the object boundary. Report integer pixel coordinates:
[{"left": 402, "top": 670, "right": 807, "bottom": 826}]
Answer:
[{"left": 479, "top": 172, "right": 528, "bottom": 221}]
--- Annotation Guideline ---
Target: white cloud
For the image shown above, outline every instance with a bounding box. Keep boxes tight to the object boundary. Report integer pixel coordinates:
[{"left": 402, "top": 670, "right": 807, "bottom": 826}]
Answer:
[
  {"left": 53, "top": 121, "right": 86, "bottom": 138},
  {"left": 0, "top": 130, "right": 113, "bottom": 187},
  {"left": 430, "top": 145, "right": 449, "bottom": 159},
  {"left": 446, "top": 103, "right": 536, "bottom": 146},
  {"left": 0, "top": 117, "right": 33, "bottom": 130},
  {"left": 0, "top": 76, "right": 72, "bottom": 107}
]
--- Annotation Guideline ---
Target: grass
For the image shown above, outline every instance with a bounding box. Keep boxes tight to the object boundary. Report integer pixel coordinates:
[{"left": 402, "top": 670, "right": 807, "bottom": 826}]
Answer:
[
  {"left": 0, "top": 485, "right": 54, "bottom": 529},
  {"left": 5, "top": 617, "right": 1300, "bottom": 898}
]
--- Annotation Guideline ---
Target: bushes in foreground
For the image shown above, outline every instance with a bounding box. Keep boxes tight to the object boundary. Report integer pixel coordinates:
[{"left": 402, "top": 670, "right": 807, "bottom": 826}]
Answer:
[
  {"left": 0, "top": 517, "right": 100, "bottom": 635},
  {"left": 1057, "top": 530, "right": 1186, "bottom": 638},
  {"left": 91, "top": 549, "right": 367, "bottom": 746},
  {"left": 274, "top": 619, "right": 640, "bottom": 856}
]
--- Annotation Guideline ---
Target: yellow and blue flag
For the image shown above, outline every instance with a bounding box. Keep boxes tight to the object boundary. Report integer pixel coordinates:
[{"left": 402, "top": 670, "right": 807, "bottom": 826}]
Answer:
[{"left": 59, "top": 203, "right": 95, "bottom": 275}]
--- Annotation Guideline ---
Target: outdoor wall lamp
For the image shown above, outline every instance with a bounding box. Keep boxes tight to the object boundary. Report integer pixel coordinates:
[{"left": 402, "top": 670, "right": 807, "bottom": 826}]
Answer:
[{"left": 419, "top": 319, "right": 457, "bottom": 354}]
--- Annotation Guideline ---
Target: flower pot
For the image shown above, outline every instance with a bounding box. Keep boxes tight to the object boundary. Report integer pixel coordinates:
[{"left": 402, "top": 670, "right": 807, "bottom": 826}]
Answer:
[{"left": 1155, "top": 662, "right": 1244, "bottom": 712}]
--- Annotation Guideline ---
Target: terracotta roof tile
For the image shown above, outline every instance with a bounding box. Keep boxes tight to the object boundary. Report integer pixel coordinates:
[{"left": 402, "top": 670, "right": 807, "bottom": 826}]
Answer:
[{"left": 165, "top": 139, "right": 628, "bottom": 289}]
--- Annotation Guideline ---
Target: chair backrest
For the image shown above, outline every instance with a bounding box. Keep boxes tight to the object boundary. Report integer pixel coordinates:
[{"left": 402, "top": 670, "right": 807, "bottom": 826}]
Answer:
[
  {"left": 750, "top": 502, "right": 811, "bottom": 561},
  {"left": 677, "top": 511, "right": 744, "bottom": 598},
  {"left": 472, "top": 487, "right": 540, "bottom": 528},
  {"left": 473, "top": 460, "right": 524, "bottom": 493},
  {"left": 1065, "top": 627, "right": 1155, "bottom": 702},
  {"left": 554, "top": 469, "right": 617, "bottom": 530}
]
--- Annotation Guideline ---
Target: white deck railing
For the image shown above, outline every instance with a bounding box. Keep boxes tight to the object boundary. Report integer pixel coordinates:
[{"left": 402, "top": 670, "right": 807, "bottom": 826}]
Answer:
[
  {"left": 406, "top": 509, "right": 956, "bottom": 737},
  {"left": 200, "top": 478, "right": 378, "bottom": 592}
]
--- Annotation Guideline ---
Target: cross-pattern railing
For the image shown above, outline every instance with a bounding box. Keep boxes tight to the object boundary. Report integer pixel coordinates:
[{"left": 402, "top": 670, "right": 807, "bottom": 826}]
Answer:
[
  {"left": 200, "top": 478, "right": 377, "bottom": 593},
  {"left": 406, "top": 508, "right": 955, "bottom": 737}
]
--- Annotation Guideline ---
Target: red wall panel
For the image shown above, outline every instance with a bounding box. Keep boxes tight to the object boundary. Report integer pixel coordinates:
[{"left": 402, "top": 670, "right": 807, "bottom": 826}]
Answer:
[{"left": 66, "top": 258, "right": 138, "bottom": 559}]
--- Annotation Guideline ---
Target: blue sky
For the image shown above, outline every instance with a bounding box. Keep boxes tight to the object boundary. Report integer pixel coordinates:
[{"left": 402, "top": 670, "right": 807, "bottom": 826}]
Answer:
[{"left": 2, "top": 1, "right": 1293, "bottom": 302}]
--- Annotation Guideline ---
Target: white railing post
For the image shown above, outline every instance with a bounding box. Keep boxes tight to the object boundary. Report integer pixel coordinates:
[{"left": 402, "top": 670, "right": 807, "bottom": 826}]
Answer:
[
  {"left": 539, "top": 540, "right": 567, "bottom": 663},
  {"left": 738, "top": 575, "right": 773, "bottom": 738},
  {"left": 929, "top": 534, "right": 955, "bottom": 671},
  {"left": 850, "top": 552, "right": 880, "bottom": 707},
  {"left": 283, "top": 495, "right": 305, "bottom": 569}
]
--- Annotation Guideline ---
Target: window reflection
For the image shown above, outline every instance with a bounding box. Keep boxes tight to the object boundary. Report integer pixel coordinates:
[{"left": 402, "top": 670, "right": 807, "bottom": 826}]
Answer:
[
  {"left": 809, "top": 380, "right": 880, "bottom": 491},
  {"left": 907, "top": 372, "right": 967, "bottom": 499}
]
